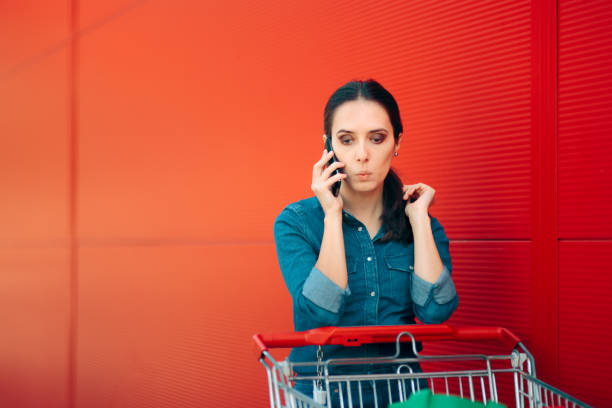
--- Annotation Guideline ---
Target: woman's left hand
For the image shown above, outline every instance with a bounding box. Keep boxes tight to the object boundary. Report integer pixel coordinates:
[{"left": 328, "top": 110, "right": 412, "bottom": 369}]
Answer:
[{"left": 403, "top": 183, "right": 435, "bottom": 222}]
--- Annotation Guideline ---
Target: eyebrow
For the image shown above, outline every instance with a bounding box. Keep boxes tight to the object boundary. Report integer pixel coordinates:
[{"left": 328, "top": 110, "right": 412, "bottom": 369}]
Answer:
[{"left": 336, "top": 128, "right": 389, "bottom": 135}]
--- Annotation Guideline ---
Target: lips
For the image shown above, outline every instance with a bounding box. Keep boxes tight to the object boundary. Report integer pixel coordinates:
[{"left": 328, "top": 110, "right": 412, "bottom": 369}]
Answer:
[{"left": 356, "top": 171, "right": 372, "bottom": 180}]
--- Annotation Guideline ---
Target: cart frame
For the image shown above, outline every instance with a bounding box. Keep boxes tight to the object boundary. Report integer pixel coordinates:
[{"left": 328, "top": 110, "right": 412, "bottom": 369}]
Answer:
[{"left": 253, "top": 325, "right": 592, "bottom": 408}]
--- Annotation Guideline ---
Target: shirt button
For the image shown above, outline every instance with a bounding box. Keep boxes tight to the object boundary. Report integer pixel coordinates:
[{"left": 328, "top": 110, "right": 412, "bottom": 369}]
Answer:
[
  {"left": 367, "top": 256, "right": 372, "bottom": 262},
  {"left": 370, "top": 291, "right": 376, "bottom": 297},
  {"left": 357, "top": 226, "right": 363, "bottom": 232}
]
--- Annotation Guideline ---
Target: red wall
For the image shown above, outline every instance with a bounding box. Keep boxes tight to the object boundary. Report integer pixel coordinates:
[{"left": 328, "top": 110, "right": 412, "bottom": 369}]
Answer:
[
  {"left": 0, "top": 1, "right": 610, "bottom": 407},
  {"left": 558, "top": 0, "right": 612, "bottom": 404}
]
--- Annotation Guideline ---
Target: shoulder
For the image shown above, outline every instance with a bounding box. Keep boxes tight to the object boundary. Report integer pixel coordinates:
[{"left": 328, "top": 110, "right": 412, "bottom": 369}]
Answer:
[
  {"left": 276, "top": 197, "right": 322, "bottom": 219},
  {"left": 274, "top": 197, "right": 324, "bottom": 232}
]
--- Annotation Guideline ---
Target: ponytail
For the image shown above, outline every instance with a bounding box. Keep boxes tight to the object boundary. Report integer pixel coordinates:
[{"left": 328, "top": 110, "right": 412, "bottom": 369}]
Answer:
[{"left": 381, "top": 169, "right": 413, "bottom": 243}]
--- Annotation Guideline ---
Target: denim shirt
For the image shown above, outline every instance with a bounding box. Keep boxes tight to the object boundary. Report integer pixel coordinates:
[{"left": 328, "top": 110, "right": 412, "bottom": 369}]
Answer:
[{"left": 273, "top": 197, "right": 459, "bottom": 369}]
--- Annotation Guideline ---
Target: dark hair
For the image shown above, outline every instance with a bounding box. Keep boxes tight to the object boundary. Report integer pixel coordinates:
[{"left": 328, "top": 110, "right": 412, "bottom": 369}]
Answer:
[{"left": 323, "top": 79, "right": 413, "bottom": 242}]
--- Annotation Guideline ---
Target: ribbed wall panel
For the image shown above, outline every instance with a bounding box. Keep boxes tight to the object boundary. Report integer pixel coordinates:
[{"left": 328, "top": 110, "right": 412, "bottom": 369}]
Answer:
[
  {"left": 76, "top": 244, "right": 291, "bottom": 408},
  {"left": 76, "top": 0, "right": 532, "bottom": 242},
  {"left": 0, "top": 248, "right": 70, "bottom": 408},
  {"left": 558, "top": 0, "right": 612, "bottom": 239},
  {"left": 0, "top": 45, "right": 70, "bottom": 246},
  {"left": 444, "top": 242, "right": 532, "bottom": 339},
  {"left": 559, "top": 242, "right": 612, "bottom": 408},
  {"left": 557, "top": 2, "right": 612, "bottom": 407},
  {"left": 0, "top": 6, "right": 71, "bottom": 406},
  {"left": 390, "top": 1, "right": 532, "bottom": 240},
  {"left": 75, "top": 1, "right": 536, "bottom": 406}
]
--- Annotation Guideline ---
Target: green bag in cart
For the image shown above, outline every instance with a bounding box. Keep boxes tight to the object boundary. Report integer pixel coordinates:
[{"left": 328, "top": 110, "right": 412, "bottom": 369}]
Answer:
[{"left": 388, "top": 389, "right": 507, "bottom": 408}]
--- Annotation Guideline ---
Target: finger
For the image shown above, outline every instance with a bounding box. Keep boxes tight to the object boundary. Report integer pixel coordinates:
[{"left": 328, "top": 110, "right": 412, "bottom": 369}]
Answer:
[
  {"left": 313, "top": 151, "right": 326, "bottom": 171},
  {"left": 407, "top": 184, "right": 431, "bottom": 199},
  {"left": 404, "top": 183, "right": 428, "bottom": 191},
  {"left": 323, "top": 172, "right": 347, "bottom": 187},
  {"left": 403, "top": 185, "right": 420, "bottom": 197},
  {"left": 414, "top": 183, "right": 432, "bottom": 193},
  {"left": 322, "top": 161, "right": 345, "bottom": 178},
  {"left": 318, "top": 150, "right": 333, "bottom": 165},
  {"left": 402, "top": 184, "right": 415, "bottom": 192},
  {"left": 313, "top": 150, "right": 334, "bottom": 175}
]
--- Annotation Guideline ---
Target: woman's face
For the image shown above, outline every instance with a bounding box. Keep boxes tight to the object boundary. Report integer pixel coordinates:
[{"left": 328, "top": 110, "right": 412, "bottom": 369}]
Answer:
[{"left": 330, "top": 98, "right": 401, "bottom": 195}]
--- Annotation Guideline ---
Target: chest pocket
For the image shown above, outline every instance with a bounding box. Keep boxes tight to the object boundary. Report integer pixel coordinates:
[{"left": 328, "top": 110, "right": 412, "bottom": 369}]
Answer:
[{"left": 384, "top": 253, "right": 414, "bottom": 300}]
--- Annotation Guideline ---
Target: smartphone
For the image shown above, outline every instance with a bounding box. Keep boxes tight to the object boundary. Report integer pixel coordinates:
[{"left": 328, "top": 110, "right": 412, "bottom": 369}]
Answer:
[{"left": 325, "top": 136, "right": 341, "bottom": 197}]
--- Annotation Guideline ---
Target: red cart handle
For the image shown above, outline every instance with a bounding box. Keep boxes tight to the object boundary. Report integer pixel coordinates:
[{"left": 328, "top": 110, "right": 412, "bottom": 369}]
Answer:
[{"left": 253, "top": 324, "right": 521, "bottom": 358}]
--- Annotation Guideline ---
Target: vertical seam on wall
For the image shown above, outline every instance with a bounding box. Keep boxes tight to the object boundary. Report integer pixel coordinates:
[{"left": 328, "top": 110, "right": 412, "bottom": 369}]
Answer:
[
  {"left": 531, "top": 0, "right": 559, "bottom": 384},
  {"left": 68, "top": 0, "right": 79, "bottom": 407},
  {"left": 555, "top": 0, "right": 560, "bottom": 383}
]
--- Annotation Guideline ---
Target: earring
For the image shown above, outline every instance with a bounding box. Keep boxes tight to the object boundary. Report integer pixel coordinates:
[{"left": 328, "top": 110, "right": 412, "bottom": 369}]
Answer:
[{"left": 394, "top": 152, "right": 398, "bottom": 157}]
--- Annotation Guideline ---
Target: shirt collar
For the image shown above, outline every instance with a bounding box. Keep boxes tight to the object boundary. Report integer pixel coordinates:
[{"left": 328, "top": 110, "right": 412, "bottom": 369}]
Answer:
[{"left": 342, "top": 209, "right": 387, "bottom": 242}]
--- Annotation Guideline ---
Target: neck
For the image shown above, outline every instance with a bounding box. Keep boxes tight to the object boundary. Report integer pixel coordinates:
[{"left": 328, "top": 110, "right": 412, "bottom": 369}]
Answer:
[{"left": 341, "top": 184, "right": 385, "bottom": 222}]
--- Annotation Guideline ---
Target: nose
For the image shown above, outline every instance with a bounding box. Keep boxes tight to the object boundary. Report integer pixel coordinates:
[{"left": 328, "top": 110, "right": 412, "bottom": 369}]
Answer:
[{"left": 355, "top": 140, "right": 369, "bottom": 162}]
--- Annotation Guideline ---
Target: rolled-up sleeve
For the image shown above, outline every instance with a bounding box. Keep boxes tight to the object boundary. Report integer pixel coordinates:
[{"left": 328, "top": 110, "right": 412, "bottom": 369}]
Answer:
[
  {"left": 274, "top": 206, "right": 350, "bottom": 330},
  {"left": 303, "top": 266, "right": 351, "bottom": 313},
  {"left": 412, "top": 216, "right": 459, "bottom": 324}
]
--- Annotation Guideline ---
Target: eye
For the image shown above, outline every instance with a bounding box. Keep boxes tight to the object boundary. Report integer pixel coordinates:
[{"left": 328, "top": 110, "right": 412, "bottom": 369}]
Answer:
[
  {"left": 371, "top": 134, "right": 386, "bottom": 143},
  {"left": 339, "top": 135, "right": 353, "bottom": 144}
]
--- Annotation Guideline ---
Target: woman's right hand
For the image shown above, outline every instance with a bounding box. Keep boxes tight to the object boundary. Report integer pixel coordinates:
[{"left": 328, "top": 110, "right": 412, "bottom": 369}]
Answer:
[{"left": 311, "top": 149, "right": 346, "bottom": 215}]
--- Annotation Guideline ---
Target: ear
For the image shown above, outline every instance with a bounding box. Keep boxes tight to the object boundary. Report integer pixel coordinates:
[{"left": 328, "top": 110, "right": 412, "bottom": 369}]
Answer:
[
  {"left": 395, "top": 133, "right": 402, "bottom": 154},
  {"left": 322, "top": 134, "right": 328, "bottom": 143}
]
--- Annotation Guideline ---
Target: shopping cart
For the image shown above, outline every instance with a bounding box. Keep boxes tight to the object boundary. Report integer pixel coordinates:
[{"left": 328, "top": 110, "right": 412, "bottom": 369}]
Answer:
[{"left": 253, "top": 324, "right": 592, "bottom": 408}]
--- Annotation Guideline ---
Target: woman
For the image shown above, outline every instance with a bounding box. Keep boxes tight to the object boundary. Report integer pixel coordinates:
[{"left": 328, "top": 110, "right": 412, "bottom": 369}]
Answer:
[{"left": 273, "top": 79, "right": 459, "bottom": 406}]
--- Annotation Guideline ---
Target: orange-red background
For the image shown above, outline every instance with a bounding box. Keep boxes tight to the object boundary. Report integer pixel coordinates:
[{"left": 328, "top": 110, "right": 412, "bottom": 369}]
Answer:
[{"left": 1, "top": 0, "right": 611, "bottom": 407}]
